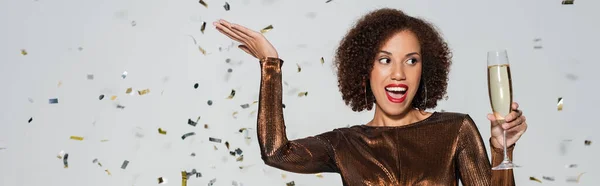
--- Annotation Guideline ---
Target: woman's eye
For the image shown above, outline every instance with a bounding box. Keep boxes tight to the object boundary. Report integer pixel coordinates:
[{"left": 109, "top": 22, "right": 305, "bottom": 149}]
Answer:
[
  {"left": 378, "top": 58, "right": 391, "bottom": 64},
  {"left": 406, "top": 58, "right": 418, "bottom": 65}
]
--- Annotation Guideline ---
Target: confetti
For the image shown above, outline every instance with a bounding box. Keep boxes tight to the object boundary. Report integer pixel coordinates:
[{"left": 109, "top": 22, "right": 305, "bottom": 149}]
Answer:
[
  {"left": 21, "top": 49, "right": 28, "bottom": 55},
  {"left": 208, "top": 178, "right": 217, "bottom": 186},
  {"left": 286, "top": 181, "right": 295, "bottom": 186},
  {"left": 111, "top": 95, "right": 117, "bottom": 100},
  {"left": 321, "top": 57, "right": 324, "bottom": 65},
  {"left": 585, "top": 140, "right": 591, "bottom": 145},
  {"left": 214, "top": 145, "right": 218, "bottom": 150},
  {"left": 191, "top": 153, "right": 196, "bottom": 156},
  {"left": 225, "top": 141, "right": 230, "bottom": 149},
  {"left": 533, "top": 38, "right": 543, "bottom": 49},
  {"left": 562, "top": 0, "right": 574, "bottom": 5},
  {"left": 235, "top": 148, "right": 242, "bottom": 155},
  {"left": 201, "top": 22, "right": 206, "bottom": 34},
  {"left": 282, "top": 103, "right": 286, "bottom": 109},
  {"left": 316, "top": 173, "right": 324, "bottom": 178},
  {"left": 78, "top": 47, "right": 83, "bottom": 51},
  {"left": 121, "top": 160, "right": 129, "bottom": 169},
  {"left": 226, "top": 58, "right": 231, "bottom": 63},
  {"left": 70, "top": 136, "right": 84, "bottom": 141},
  {"left": 326, "top": 0, "right": 333, "bottom": 3},
  {"left": 198, "top": 46, "right": 206, "bottom": 55},
  {"left": 542, "top": 176, "right": 555, "bottom": 181},
  {"left": 204, "top": 124, "right": 209, "bottom": 129},
  {"left": 181, "top": 132, "right": 196, "bottom": 140},
  {"left": 105, "top": 169, "right": 112, "bottom": 175},
  {"left": 297, "top": 64, "right": 302, "bottom": 72},
  {"left": 567, "top": 164, "right": 578, "bottom": 168},
  {"left": 63, "top": 153, "right": 69, "bottom": 168},
  {"left": 260, "top": 25, "right": 273, "bottom": 34},
  {"left": 565, "top": 73, "right": 578, "bottom": 81},
  {"left": 126, "top": 88, "right": 133, "bottom": 94},
  {"left": 236, "top": 155, "right": 244, "bottom": 162},
  {"left": 227, "top": 68, "right": 233, "bottom": 73},
  {"left": 100, "top": 139, "right": 109, "bottom": 142},
  {"left": 28, "top": 117, "right": 32, "bottom": 123},
  {"left": 298, "top": 92, "right": 308, "bottom": 97},
  {"left": 232, "top": 111, "right": 238, "bottom": 119},
  {"left": 199, "top": 0, "right": 208, "bottom": 8},
  {"left": 240, "top": 103, "right": 250, "bottom": 109},
  {"left": 194, "top": 83, "right": 199, "bottom": 89},
  {"left": 223, "top": 2, "right": 230, "bottom": 11},
  {"left": 227, "top": 89, "right": 236, "bottom": 99},
  {"left": 92, "top": 158, "right": 103, "bottom": 167},
  {"left": 57, "top": 81, "right": 62, "bottom": 87},
  {"left": 209, "top": 137, "right": 222, "bottom": 143},
  {"left": 158, "top": 128, "right": 167, "bottom": 135},
  {"left": 116, "top": 104, "right": 126, "bottom": 109},
  {"left": 529, "top": 177, "right": 541, "bottom": 183},
  {"left": 566, "top": 173, "right": 585, "bottom": 183},
  {"left": 207, "top": 100, "right": 213, "bottom": 106},
  {"left": 122, "top": 71, "right": 128, "bottom": 79},
  {"left": 49, "top": 98, "right": 59, "bottom": 104},
  {"left": 188, "top": 119, "right": 197, "bottom": 127},
  {"left": 28, "top": 98, "right": 34, "bottom": 103},
  {"left": 557, "top": 97, "right": 563, "bottom": 111},
  {"left": 281, "top": 174, "right": 287, "bottom": 179},
  {"left": 57, "top": 150, "right": 66, "bottom": 159},
  {"left": 158, "top": 177, "right": 167, "bottom": 184},
  {"left": 181, "top": 171, "right": 188, "bottom": 186},
  {"left": 138, "top": 89, "right": 150, "bottom": 95},
  {"left": 99, "top": 95, "right": 105, "bottom": 100},
  {"left": 131, "top": 21, "right": 137, "bottom": 26}
]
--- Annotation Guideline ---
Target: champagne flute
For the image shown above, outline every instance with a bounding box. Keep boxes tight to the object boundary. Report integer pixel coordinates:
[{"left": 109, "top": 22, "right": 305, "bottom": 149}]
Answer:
[{"left": 487, "top": 50, "right": 516, "bottom": 170}]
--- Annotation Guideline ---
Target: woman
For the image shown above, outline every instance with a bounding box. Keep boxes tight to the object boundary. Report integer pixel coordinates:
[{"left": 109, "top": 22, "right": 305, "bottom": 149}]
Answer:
[{"left": 213, "top": 8, "right": 527, "bottom": 186}]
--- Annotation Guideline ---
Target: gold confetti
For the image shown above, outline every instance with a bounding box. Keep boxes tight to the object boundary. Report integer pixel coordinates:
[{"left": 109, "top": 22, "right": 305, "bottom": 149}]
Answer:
[
  {"left": 296, "top": 63, "right": 301, "bottom": 72},
  {"left": 562, "top": 0, "right": 574, "bottom": 5},
  {"left": 286, "top": 181, "right": 295, "bottom": 186},
  {"left": 105, "top": 169, "right": 111, "bottom": 175},
  {"left": 70, "top": 136, "right": 84, "bottom": 141},
  {"left": 227, "top": 89, "right": 236, "bottom": 99},
  {"left": 21, "top": 49, "right": 28, "bottom": 55},
  {"left": 567, "top": 172, "right": 586, "bottom": 183},
  {"left": 253, "top": 100, "right": 258, "bottom": 104},
  {"left": 198, "top": 46, "right": 206, "bottom": 55},
  {"left": 204, "top": 124, "right": 209, "bottom": 129},
  {"left": 236, "top": 155, "right": 244, "bottom": 162},
  {"left": 529, "top": 177, "right": 542, "bottom": 183},
  {"left": 158, "top": 177, "right": 167, "bottom": 184},
  {"left": 232, "top": 111, "right": 238, "bottom": 119},
  {"left": 111, "top": 95, "right": 117, "bottom": 100},
  {"left": 281, "top": 173, "right": 287, "bottom": 179},
  {"left": 557, "top": 97, "right": 563, "bottom": 111},
  {"left": 101, "top": 139, "right": 109, "bottom": 142},
  {"left": 260, "top": 25, "right": 273, "bottom": 34},
  {"left": 585, "top": 140, "right": 591, "bottom": 145},
  {"left": 199, "top": 0, "right": 208, "bottom": 8},
  {"left": 316, "top": 173, "right": 323, "bottom": 178},
  {"left": 181, "top": 171, "right": 188, "bottom": 186},
  {"left": 225, "top": 141, "right": 230, "bottom": 149},
  {"left": 201, "top": 22, "right": 206, "bottom": 34},
  {"left": 158, "top": 128, "right": 167, "bottom": 135},
  {"left": 298, "top": 91, "right": 308, "bottom": 97},
  {"left": 321, "top": 57, "right": 324, "bottom": 65},
  {"left": 138, "top": 89, "right": 150, "bottom": 95},
  {"left": 126, "top": 87, "right": 133, "bottom": 94},
  {"left": 213, "top": 145, "right": 218, "bottom": 150},
  {"left": 57, "top": 81, "right": 62, "bottom": 87}
]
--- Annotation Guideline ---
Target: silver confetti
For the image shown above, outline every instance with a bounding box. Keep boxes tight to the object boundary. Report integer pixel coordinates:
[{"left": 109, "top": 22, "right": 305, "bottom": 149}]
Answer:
[
  {"left": 182, "top": 132, "right": 196, "bottom": 140},
  {"left": 208, "top": 178, "right": 217, "bottom": 186},
  {"left": 49, "top": 98, "right": 58, "bottom": 104},
  {"left": 209, "top": 137, "right": 222, "bottom": 143},
  {"left": 122, "top": 71, "right": 128, "bottom": 79},
  {"left": 542, "top": 176, "right": 555, "bottom": 181},
  {"left": 121, "top": 160, "right": 129, "bottom": 169},
  {"left": 87, "top": 74, "right": 94, "bottom": 80},
  {"left": 223, "top": 2, "right": 230, "bottom": 11}
]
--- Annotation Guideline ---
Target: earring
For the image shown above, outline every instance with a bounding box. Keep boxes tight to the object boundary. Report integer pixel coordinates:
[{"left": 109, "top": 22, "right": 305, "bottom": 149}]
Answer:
[
  {"left": 363, "top": 80, "right": 368, "bottom": 107},
  {"left": 421, "top": 83, "right": 428, "bottom": 109}
]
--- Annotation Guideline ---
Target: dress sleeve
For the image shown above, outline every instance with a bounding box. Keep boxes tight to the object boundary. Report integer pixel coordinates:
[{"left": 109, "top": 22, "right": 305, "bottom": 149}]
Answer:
[
  {"left": 457, "top": 115, "right": 515, "bottom": 186},
  {"left": 256, "top": 57, "right": 338, "bottom": 173}
]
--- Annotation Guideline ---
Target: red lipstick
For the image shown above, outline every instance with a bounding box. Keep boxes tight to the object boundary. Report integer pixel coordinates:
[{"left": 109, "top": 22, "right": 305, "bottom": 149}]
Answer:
[{"left": 385, "top": 84, "right": 408, "bottom": 103}]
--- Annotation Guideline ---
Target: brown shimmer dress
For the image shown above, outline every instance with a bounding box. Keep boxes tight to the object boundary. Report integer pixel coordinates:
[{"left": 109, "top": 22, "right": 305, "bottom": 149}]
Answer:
[{"left": 257, "top": 57, "right": 515, "bottom": 186}]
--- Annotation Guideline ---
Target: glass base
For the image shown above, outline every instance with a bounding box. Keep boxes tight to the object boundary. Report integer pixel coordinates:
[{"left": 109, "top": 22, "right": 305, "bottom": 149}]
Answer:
[{"left": 492, "top": 160, "right": 518, "bottom": 170}]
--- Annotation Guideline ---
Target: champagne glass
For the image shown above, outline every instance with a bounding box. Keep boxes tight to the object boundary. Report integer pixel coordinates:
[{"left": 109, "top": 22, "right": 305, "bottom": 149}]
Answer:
[{"left": 487, "top": 50, "right": 516, "bottom": 170}]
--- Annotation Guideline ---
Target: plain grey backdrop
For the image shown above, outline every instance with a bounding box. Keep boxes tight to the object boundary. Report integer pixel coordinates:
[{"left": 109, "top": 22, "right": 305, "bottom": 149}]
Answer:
[{"left": 0, "top": 0, "right": 598, "bottom": 185}]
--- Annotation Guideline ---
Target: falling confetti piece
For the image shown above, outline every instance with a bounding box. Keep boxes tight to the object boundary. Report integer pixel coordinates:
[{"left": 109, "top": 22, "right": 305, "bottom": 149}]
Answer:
[
  {"left": 227, "top": 89, "right": 236, "bottom": 99},
  {"left": 232, "top": 111, "right": 238, "bottom": 119},
  {"left": 260, "top": 25, "right": 273, "bottom": 34},
  {"left": 566, "top": 172, "right": 586, "bottom": 183},
  {"left": 235, "top": 148, "right": 243, "bottom": 155},
  {"left": 105, "top": 169, "right": 111, "bottom": 175},
  {"left": 49, "top": 98, "right": 59, "bottom": 104},
  {"left": 21, "top": 49, "right": 28, "bottom": 55},
  {"left": 188, "top": 119, "right": 197, "bottom": 127},
  {"left": 297, "top": 64, "right": 302, "bottom": 72},
  {"left": 207, "top": 100, "right": 213, "bottom": 106},
  {"left": 557, "top": 97, "right": 563, "bottom": 111},
  {"left": 298, "top": 92, "right": 308, "bottom": 97},
  {"left": 204, "top": 124, "right": 209, "bottom": 129},
  {"left": 28, "top": 98, "right": 34, "bottom": 103},
  {"left": 223, "top": 2, "right": 230, "bottom": 11},
  {"left": 57, "top": 150, "right": 66, "bottom": 159},
  {"left": 158, "top": 177, "right": 167, "bottom": 184},
  {"left": 181, "top": 132, "right": 196, "bottom": 140},
  {"left": 116, "top": 104, "right": 125, "bottom": 109},
  {"left": 529, "top": 177, "right": 541, "bottom": 183},
  {"left": 131, "top": 21, "right": 137, "bottom": 26},
  {"left": 181, "top": 171, "right": 188, "bottom": 186},
  {"left": 198, "top": 46, "right": 207, "bottom": 55},
  {"left": 240, "top": 104, "right": 250, "bottom": 109},
  {"left": 321, "top": 57, "right": 325, "bottom": 65},
  {"left": 286, "top": 181, "right": 295, "bottom": 186},
  {"left": 194, "top": 83, "right": 199, "bottom": 89},
  {"left": 138, "top": 89, "right": 150, "bottom": 95},
  {"left": 78, "top": 47, "right": 83, "bottom": 51},
  {"left": 542, "top": 176, "right": 555, "bottom": 181},
  {"left": 226, "top": 58, "right": 231, "bottom": 63},
  {"left": 225, "top": 141, "right": 230, "bottom": 149},
  {"left": 122, "top": 71, "right": 128, "bottom": 79},
  {"left": 158, "top": 128, "right": 167, "bottom": 135},
  {"left": 208, "top": 178, "right": 217, "bottom": 186},
  {"left": 209, "top": 137, "right": 222, "bottom": 143},
  {"left": 121, "top": 160, "right": 129, "bottom": 169},
  {"left": 100, "top": 139, "right": 109, "bottom": 142},
  {"left": 199, "top": 0, "right": 208, "bottom": 8},
  {"left": 63, "top": 153, "right": 69, "bottom": 168},
  {"left": 227, "top": 68, "right": 233, "bottom": 73},
  {"left": 201, "top": 22, "right": 206, "bottom": 34},
  {"left": 533, "top": 38, "right": 543, "bottom": 49},
  {"left": 214, "top": 145, "right": 218, "bottom": 150},
  {"left": 585, "top": 140, "right": 591, "bottom": 145},
  {"left": 57, "top": 81, "right": 62, "bottom": 87},
  {"left": 567, "top": 164, "right": 578, "bottom": 168},
  {"left": 28, "top": 117, "right": 33, "bottom": 123},
  {"left": 565, "top": 73, "right": 578, "bottom": 81},
  {"left": 326, "top": 0, "right": 333, "bottom": 3},
  {"left": 236, "top": 155, "right": 244, "bottom": 162},
  {"left": 111, "top": 95, "right": 117, "bottom": 100},
  {"left": 562, "top": 0, "right": 574, "bottom": 5},
  {"left": 282, "top": 174, "right": 287, "bottom": 179},
  {"left": 126, "top": 88, "right": 133, "bottom": 94},
  {"left": 70, "top": 136, "right": 84, "bottom": 141},
  {"left": 282, "top": 103, "right": 286, "bottom": 109}
]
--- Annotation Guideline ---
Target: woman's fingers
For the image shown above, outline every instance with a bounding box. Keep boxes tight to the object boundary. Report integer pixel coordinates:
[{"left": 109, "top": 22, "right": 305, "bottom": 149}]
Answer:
[
  {"left": 503, "top": 115, "right": 526, "bottom": 130},
  {"left": 214, "top": 22, "right": 246, "bottom": 44},
  {"left": 238, "top": 45, "right": 257, "bottom": 58},
  {"left": 231, "top": 23, "right": 259, "bottom": 38},
  {"left": 230, "top": 24, "right": 254, "bottom": 41}
]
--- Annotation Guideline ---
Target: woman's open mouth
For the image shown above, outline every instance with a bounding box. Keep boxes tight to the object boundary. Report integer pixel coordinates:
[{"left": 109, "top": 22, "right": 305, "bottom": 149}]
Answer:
[{"left": 385, "top": 84, "right": 408, "bottom": 103}]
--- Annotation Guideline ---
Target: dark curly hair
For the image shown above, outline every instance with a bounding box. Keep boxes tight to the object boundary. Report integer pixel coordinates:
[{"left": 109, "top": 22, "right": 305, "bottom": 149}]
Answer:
[{"left": 334, "top": 8, "right": 452, "bottom": 112}]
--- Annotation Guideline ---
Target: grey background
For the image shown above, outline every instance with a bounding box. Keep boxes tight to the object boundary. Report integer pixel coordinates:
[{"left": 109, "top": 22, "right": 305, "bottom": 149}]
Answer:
[{"left": 0, "top": 0, "right": 597, "bottom": 185}]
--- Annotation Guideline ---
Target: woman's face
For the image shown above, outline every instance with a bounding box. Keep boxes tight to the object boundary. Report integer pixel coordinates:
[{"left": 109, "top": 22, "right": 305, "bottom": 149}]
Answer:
[{"left": 370, "top": 30, "right": 422, "bottom": 116}]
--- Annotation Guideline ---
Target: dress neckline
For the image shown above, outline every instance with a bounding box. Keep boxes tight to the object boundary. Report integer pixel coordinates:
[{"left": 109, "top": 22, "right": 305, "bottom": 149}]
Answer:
[{"left": 360, "top": 111, "right": 439, "bottom": 129}]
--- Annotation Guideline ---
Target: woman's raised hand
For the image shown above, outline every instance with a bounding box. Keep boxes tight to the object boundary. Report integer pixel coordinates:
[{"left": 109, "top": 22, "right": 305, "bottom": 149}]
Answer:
[{"left": 213, "top": 19, "right": 279, "bottom": 59}]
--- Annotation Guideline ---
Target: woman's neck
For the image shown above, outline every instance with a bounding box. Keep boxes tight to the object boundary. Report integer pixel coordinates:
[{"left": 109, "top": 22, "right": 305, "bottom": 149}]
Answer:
[{"left": 367, "top": 106, "right": 431, "bottom": 127}]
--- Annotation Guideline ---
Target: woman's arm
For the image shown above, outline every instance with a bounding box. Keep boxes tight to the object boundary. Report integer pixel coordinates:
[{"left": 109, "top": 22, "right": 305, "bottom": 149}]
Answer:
[
  {"left": 457, "top": 115, "right": 515, "bottom": 185},
  {"left": 257, "top": 57, "right": 338, "bottom": 173}
]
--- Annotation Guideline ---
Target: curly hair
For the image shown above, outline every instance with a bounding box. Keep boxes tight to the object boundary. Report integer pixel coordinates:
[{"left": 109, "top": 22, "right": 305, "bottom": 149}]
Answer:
[{"left": 334, "top": 8, "right": 452, "bottom": 112}]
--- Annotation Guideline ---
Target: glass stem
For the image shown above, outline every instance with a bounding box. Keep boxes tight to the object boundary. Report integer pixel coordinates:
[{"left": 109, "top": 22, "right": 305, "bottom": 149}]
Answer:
[{"left": 502, "top": 129, "right": 509, "bottom": 162}]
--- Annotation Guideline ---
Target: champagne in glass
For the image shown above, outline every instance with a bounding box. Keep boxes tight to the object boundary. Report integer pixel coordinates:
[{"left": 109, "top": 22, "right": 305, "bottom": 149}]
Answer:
[{"left": 487, "top": 50, "right": 516, "bottom": 170}]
